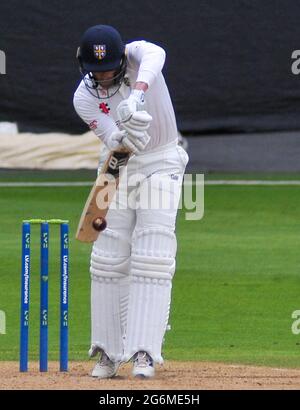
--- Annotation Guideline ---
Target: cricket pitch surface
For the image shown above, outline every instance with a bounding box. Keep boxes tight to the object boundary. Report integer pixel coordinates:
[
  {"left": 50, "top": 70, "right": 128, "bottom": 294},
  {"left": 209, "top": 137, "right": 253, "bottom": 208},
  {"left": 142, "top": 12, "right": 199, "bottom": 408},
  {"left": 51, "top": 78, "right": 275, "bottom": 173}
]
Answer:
[{"left": 1, "top": 361, "right": 300, "bottom": 390}]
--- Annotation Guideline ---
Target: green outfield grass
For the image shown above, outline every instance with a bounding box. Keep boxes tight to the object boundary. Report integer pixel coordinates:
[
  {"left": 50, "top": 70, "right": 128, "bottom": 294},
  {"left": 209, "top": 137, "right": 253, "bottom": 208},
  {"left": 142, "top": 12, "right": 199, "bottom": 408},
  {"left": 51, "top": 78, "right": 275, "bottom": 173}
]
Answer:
[
  {"left": 1, "top": 169, "right": 300, "bottom": 182},
  {"left": 0, "top": 171, "right": 300, "bottom": 368}
]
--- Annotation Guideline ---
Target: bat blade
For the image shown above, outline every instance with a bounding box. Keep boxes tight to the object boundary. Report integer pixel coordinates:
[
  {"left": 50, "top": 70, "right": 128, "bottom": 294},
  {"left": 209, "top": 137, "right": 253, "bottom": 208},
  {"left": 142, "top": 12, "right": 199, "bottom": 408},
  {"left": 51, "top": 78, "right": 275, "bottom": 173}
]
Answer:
[{"left": 76, "top": 149, "right": 131, "bottom": 242}]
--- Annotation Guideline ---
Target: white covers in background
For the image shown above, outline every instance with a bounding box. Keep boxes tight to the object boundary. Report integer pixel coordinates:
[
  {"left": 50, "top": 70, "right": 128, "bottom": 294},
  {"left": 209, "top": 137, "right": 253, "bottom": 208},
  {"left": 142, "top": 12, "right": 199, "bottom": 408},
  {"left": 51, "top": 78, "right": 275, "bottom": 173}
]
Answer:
[{"left": 0, "top": 124, "right": 102, "bottom": 169}]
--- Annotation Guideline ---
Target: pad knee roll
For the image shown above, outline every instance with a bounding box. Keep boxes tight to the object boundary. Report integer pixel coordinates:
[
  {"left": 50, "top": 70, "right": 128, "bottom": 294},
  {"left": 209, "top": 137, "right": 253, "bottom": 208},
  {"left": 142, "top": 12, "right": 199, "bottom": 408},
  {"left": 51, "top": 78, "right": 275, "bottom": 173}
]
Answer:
[
  {"left": 131, "top": 227, "right": 177, "bottom": 280},
  {"left": 90, "top": 229, "right": 131, "bottom": 361},
  {"left": 123, "top": 227, "right": 177, "bottom": 363},
  {"left": 90, "top": 228, "right": 131, "bottom": 280}
]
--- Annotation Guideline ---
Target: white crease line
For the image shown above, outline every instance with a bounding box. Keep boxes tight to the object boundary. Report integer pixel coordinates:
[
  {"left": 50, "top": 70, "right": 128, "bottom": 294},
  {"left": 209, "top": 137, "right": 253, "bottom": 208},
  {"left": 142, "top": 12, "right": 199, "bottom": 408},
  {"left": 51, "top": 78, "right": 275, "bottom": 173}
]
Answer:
[
  {"left": 0, "top": 180, "right": 300, "bottom": 187},
  {"left": 204, "top": 180, "right": 300, "bottom": 185},
  {"left": 0, "top": 182, "right": 93, "bottom": 187}
]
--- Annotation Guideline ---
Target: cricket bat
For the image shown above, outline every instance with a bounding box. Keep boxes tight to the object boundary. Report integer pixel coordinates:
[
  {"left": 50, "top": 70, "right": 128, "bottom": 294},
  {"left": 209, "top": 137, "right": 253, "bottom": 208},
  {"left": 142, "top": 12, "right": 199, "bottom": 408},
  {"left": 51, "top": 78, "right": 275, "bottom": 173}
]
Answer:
[{"left": 76, "top": 148, "right": 131, "bottom": 242}]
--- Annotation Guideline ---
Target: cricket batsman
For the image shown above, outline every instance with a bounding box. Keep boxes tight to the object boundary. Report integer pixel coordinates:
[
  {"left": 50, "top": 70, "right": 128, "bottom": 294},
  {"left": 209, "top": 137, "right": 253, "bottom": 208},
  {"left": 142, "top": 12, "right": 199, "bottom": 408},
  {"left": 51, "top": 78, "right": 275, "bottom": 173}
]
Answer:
[{"left": 73, "top": 25, "right": 189, "bottom": 378}]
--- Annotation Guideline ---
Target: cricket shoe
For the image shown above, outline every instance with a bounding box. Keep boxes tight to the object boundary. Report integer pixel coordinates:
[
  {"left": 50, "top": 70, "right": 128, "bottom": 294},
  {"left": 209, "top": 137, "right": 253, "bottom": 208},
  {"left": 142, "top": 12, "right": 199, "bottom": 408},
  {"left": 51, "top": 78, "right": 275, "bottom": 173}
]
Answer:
[
  {"left": 132, "top": 351, "right": 155, "bottom": 378},
  {"left": 92, "top": 351, "right": 120, "bottom": 379}
]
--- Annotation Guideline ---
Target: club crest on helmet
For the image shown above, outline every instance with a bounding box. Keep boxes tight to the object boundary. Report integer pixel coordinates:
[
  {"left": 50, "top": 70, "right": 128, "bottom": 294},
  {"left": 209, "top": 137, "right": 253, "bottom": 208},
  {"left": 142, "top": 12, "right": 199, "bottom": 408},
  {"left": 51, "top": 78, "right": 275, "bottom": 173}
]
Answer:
[
  {"left": 94, "top": 45, "right": 106, "bottom": 60},
  {"left": 77, "top": 25, "right": 128, "bottom": 99}
]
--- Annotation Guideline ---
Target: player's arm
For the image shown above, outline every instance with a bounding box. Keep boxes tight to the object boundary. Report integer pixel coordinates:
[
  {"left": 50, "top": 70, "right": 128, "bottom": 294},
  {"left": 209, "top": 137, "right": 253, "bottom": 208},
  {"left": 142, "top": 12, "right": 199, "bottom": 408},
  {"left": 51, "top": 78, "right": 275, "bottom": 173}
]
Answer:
[
  {"left": 73, "top": 88, "right": 152, "bottom": 154},
  {"left": 128, "top": 40, "right": 166, "bottom": 89},
  {"left": 117, "top": 41, "right": 165, "bottom": 124},
  {"left": 73, "top": 90, "right": 123, "bottom": 150},
  {"left": 134, "top": 81, "right": 148, "bottom": 92}
]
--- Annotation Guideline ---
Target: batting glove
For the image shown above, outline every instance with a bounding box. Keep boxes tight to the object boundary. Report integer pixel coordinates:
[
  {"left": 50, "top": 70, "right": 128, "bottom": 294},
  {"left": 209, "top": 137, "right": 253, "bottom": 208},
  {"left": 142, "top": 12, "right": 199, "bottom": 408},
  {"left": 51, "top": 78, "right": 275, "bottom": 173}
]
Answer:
[
  {"left": 122, "top": 130, "right": 150, "bottom": 154},
  {"left": 117, "top": 89, "right": 145, "bottom": 122},
  {"left": 120, "top": 111, "right": 152, "bottom": 134},
  {"left": 105, "top": 129, "right": 127, "bottom": 150}
]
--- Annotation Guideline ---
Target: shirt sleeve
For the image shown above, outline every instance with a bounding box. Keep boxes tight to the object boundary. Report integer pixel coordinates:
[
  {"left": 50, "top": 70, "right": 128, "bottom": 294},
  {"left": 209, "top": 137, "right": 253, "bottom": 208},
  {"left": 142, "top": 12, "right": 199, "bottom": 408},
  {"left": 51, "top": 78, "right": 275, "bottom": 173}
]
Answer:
[
  {"left": 73, "top": 87, "right": 118, "bottom": 148},
  {"left": 126, "top": 41, "right": 166, "bottom": 88}
]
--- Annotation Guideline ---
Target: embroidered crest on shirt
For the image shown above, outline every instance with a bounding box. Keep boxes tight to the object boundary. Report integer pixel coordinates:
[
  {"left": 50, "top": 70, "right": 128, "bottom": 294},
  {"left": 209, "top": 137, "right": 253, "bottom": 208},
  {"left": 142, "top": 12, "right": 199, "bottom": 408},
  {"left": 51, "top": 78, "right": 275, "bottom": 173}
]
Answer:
[
  {"left": 99, "top": 102, "right": 110, "bottom": 114},
  {"left": 89, "top": 120, "right": 98, "bottom": 130}
]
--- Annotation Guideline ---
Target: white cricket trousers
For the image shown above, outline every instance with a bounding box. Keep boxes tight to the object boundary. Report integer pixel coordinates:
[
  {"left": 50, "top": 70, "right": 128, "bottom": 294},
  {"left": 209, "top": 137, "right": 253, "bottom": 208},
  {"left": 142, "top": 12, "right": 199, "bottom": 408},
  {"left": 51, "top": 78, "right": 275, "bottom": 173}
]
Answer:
[{"left": 90, "top": 140, "right": 189, "bottom": 363}]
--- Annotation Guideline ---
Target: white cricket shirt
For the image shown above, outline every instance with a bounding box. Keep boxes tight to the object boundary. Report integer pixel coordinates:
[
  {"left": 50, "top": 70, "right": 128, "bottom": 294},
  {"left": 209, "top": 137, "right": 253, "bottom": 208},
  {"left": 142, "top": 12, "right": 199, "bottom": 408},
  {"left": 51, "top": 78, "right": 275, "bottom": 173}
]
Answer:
[{"left": 73, "top": 41, "right": 178, "bottom": 152}]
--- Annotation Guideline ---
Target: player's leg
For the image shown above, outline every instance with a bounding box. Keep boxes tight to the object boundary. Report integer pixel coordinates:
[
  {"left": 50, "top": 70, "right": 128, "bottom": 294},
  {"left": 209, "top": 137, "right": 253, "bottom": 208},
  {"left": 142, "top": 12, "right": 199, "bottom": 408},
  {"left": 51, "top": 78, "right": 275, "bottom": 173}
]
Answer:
[
  {"left": 89, "top": 169, "right": 135, "bottom": 378},
  {"left": 123, "top": 146, "right": 187, "bottom": 377}
]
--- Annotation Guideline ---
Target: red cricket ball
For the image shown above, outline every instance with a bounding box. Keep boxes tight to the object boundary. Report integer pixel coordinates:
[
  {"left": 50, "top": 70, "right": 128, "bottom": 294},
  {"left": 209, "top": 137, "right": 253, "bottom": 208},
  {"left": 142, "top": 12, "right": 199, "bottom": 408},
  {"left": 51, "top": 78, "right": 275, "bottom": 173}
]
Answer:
[{"left": 92, "top": 217, "right": 107, "bottom": 232}]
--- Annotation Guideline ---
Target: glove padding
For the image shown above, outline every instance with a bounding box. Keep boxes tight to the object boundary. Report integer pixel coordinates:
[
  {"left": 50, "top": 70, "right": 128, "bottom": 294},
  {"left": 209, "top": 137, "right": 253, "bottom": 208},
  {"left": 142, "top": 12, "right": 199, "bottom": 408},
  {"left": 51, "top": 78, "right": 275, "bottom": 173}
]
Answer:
[
  {"left": 106, "top": 128, "right": 150, "bottom": 154},
  {"left": 117, "top": 89, "right": 145, "bottom": 122},
  {"left": 120, "top": 111, "right": 152, "bottom": 134},
  {"left": 122, "top": 130, "right": 150, "bottom": 154},
  {"left": 105, "top": 129, "right": 126, "bottom": 150},
  {"left": 119, "top": 111, "right": 152, "bottom": 154}
]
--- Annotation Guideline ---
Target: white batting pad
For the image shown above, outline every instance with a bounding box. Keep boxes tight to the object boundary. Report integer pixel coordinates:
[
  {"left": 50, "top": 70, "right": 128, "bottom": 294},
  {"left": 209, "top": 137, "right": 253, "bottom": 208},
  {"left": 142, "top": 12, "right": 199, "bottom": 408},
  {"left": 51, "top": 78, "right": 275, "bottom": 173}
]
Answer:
[
  {"left": 123, "top": 228, "right": 177, "bottom": 364},
  {"left": 90, "top": 229, "right": 131, "bottom": 361}
]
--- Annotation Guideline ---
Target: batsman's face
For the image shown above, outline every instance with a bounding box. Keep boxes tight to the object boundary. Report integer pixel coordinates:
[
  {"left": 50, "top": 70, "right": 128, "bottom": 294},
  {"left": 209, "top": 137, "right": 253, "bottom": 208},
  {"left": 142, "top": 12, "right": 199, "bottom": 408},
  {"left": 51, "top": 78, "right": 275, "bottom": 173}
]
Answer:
[{"left": 93, "top": 70, "right": 117, "bottom": 89}]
